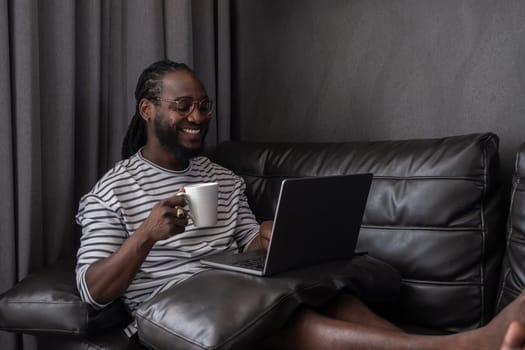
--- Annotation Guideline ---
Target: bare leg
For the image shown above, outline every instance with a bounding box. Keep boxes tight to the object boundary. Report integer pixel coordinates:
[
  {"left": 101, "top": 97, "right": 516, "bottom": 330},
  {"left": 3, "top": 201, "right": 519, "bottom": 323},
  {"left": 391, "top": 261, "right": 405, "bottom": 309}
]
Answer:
[
  {"left": 321, "top": 293, "right": 403, "bottom": 332},
  {"left": 501, "top": 322, "right": 525, "bottom": 350},
  {"left": 269, "top": 306, "right": 481, "bottom": 350},
  {"left": 263, "top": 290, "right": 525, "bottom": 350}
]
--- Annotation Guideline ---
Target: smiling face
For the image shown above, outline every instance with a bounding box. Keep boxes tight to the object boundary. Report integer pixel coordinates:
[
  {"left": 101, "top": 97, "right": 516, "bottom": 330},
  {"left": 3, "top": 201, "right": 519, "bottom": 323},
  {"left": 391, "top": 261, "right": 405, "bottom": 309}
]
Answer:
[{"left": 140, "top": 70, "right": 212, "bottom": 166}]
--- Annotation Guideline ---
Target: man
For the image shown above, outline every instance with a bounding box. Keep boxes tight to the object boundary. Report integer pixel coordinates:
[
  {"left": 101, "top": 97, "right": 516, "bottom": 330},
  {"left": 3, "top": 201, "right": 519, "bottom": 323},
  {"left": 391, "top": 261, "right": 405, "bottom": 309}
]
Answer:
[
  {"left": 76, "top": 60, "right": 273, "bottom": 337},
  {"left": 76, "top": 59, "right": 525, "bottom": 349}
]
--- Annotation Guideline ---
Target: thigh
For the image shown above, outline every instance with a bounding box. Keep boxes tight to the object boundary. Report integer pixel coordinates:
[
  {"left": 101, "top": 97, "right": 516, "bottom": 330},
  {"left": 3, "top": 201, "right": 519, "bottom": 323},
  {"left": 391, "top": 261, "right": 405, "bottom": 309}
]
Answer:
[{"left": 320, "top": 293, "right": 402, "bottom": 332}]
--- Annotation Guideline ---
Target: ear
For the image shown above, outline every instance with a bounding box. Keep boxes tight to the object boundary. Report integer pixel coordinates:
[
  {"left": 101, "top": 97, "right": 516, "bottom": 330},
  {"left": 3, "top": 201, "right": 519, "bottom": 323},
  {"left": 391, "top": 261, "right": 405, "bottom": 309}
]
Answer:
[{"left": 138, "top": 98, "right": 155, "bottom": 122}]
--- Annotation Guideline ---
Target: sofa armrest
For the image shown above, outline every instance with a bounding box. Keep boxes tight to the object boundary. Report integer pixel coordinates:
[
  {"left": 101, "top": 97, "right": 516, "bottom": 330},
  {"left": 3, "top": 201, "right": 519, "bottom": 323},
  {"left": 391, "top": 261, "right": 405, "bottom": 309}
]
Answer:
[
  {"left": 0, "top": 259, "right": 131, "bottom": 336},
  {"left": 496, "top": 142, "right": 525, "bottom": 312}
]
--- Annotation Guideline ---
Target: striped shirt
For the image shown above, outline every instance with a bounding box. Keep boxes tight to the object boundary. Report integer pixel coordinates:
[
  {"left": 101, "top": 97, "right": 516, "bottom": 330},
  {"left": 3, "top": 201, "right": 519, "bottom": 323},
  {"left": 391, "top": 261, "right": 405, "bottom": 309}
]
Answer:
[{"left": 75, "top": 150, "right": 260, "bottom": 335}]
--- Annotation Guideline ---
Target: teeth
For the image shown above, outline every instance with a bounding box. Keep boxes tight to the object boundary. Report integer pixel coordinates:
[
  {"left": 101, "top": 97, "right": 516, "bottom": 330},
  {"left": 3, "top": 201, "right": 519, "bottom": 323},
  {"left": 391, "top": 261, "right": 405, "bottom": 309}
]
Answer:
[{"left": 182, "top": 128, "right": 200, "bottom": 134}]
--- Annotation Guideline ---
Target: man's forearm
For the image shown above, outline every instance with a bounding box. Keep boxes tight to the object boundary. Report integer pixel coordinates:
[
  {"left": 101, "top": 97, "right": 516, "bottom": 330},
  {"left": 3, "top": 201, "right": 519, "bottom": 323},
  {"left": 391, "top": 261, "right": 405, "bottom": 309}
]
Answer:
[{"left": 85, "top": 230, "right": 155, "bottom": 304}]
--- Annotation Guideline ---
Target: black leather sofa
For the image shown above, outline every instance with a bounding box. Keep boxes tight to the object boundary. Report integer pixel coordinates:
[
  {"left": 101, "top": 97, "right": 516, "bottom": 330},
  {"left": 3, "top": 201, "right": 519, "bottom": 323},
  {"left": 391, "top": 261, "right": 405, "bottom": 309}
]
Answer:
[{"left": 1, "top": 132, "right": 524, "bottom": 349}]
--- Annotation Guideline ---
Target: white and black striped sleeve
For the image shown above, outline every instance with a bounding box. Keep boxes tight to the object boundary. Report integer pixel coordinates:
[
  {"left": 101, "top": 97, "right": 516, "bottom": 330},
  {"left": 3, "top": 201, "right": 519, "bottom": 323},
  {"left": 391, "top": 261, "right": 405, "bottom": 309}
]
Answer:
[
  {"left": 75, "top": 194, "right": 128, "bottom": 309},
  {"left": 232, "top": 177, "right": 260, "bottom": 251}
]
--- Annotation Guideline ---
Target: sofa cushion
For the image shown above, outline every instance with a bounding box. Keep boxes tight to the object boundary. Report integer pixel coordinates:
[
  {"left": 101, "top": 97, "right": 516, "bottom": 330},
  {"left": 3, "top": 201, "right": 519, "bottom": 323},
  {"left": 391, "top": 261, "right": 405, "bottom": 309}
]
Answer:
[
  {"left": 135, "top": 255, "right": 399, "bottom": 350},
  {"left": 0, "top": 260, "right": 131, "bottom": 336},
  {"left": 36, "top": 330, "right": 145, "bottom": 350},
  {"left": 496, "top": 142, "right": 525, "bottom": 312},
  {"left": 211, "top": 133, "right": 506, "bottom": 332}
]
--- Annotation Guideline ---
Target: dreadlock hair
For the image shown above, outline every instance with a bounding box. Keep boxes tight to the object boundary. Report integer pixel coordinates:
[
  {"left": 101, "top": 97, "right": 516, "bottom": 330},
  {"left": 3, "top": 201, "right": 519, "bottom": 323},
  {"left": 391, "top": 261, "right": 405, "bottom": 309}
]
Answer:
[{"left": 121, "top": 60, "right": 194, "bottom": 159}]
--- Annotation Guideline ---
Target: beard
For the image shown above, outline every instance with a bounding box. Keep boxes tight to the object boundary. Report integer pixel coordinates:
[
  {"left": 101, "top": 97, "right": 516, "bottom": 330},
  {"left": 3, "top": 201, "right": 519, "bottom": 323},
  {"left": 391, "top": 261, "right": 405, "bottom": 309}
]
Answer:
[{"left": 153, "top": 116, "right": 207, "bottom": 160}]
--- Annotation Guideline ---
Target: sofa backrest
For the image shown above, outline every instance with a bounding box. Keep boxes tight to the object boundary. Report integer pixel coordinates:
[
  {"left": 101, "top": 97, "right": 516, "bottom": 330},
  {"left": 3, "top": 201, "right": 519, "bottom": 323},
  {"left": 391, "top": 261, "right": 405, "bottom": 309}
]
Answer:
[
  {"left": 496, "top": 142, "right": 525, "bottom": 312},
  {"left": 211, "top": 133, "right": 506, "bottom": 333}
]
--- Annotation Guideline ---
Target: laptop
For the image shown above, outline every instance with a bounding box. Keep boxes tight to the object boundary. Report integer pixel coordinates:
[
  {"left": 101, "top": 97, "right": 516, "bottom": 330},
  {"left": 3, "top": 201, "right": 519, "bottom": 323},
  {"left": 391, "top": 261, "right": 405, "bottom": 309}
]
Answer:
[{"left": 200, "top": 173, "right": 373, "bottom": 276}]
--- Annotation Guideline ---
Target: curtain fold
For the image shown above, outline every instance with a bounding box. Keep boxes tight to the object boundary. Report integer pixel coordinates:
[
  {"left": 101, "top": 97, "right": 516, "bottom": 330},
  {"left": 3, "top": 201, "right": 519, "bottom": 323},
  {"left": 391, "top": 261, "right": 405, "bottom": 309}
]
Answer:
[
  {"left": 0, "top": 1, "right": 231, "bottom": 349},
  {"left": 0, "top": 1, "right": 18, "bottom": 349}
]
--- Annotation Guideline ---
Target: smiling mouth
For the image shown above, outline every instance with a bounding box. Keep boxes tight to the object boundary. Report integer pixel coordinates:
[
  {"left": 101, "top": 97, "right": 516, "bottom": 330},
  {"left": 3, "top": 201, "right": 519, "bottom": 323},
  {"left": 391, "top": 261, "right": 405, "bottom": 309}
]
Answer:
[{"left": 181, "top": 128, "right": 200, "bottom": 135}]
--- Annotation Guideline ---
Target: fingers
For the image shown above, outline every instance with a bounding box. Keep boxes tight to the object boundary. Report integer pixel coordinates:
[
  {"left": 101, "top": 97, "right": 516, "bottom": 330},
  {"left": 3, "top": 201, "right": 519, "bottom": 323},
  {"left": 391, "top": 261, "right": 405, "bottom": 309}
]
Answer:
[
  {"left": 160, "top": 190, "right": 189, "bottom": 223},
  {"left": 162, "top": 191, "right": 187, "bottom": 208},
  {"left": 158, "top": 207, "right": 189, "bottom": 238},
  {"left": 162, "top": 206, "right": 189, "bottom": 224},
  {"left": 140, "top": 190, "right": 194, "bottom": 242}
]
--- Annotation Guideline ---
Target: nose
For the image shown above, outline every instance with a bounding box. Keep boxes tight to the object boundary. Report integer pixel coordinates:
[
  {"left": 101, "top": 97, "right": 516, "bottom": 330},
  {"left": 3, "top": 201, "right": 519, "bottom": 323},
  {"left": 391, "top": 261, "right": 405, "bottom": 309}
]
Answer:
[{"left": 186, "top": 108, "right": 209, "bottom": 124}]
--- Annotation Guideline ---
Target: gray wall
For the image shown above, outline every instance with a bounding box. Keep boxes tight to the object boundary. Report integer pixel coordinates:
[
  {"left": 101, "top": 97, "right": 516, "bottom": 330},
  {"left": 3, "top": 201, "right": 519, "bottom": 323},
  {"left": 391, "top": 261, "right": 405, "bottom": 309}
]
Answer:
[{"left": 231, "top": 0, "right": 525, "bottom": 187}]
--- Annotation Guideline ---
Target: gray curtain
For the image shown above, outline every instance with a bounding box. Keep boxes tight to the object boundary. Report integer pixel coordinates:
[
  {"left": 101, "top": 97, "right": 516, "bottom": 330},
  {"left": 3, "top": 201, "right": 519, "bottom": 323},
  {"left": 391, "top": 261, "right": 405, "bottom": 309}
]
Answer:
[{"left": 0, "top": 0, "right": 231, "bottom": 349}]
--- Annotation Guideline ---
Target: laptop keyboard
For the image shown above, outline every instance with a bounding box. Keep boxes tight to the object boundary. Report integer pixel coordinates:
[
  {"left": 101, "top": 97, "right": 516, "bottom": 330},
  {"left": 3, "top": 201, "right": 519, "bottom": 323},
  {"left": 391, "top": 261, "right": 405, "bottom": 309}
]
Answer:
[{"left": 232, "top": 255, "right": 265, "bottom": 270}]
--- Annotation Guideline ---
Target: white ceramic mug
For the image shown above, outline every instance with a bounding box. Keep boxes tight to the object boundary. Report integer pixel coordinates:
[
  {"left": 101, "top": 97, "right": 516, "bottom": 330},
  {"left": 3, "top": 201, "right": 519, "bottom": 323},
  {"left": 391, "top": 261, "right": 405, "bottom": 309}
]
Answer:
[{"left": 177, "top": 182, "right": 218, "bottom": 227}]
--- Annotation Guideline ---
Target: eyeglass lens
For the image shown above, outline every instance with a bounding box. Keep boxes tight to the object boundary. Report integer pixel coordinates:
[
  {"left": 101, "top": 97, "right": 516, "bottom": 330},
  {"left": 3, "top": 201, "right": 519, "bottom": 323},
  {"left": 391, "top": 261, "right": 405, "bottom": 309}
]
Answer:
[{"left": 176, "top": 97, "right": 213, "bottom": 115}]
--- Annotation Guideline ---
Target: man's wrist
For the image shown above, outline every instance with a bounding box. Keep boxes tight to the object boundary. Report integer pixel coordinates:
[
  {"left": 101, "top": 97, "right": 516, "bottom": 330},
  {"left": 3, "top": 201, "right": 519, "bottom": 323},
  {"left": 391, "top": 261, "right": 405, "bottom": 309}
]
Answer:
[{"left": 131, "top": 227, "right": 157, "bottom": 250}]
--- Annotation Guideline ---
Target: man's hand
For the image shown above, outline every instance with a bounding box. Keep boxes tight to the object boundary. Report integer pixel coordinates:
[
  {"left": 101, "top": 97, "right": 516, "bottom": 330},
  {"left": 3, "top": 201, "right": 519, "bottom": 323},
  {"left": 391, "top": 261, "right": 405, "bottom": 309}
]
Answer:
[
  {"left": 259, "top": 220, "right": 273, "bottom": 250},
  {"left": 248, "top": 220, "right": 273, "bottom": 251},
  {"left": 136, "top": 192, "right": 189, "bottom": 242}
]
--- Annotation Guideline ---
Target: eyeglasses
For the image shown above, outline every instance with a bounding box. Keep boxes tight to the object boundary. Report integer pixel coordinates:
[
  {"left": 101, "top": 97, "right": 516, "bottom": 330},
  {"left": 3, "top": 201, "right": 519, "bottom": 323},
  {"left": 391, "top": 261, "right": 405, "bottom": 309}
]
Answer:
[{"left": 155, "top": 96, "right": 214, "bottom": 117}]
